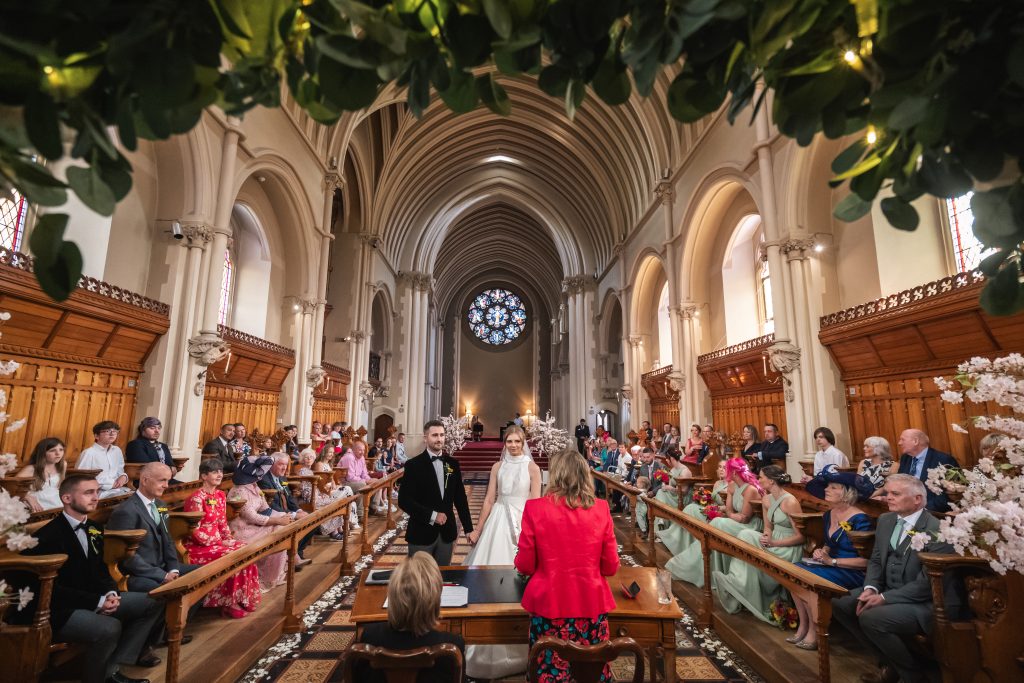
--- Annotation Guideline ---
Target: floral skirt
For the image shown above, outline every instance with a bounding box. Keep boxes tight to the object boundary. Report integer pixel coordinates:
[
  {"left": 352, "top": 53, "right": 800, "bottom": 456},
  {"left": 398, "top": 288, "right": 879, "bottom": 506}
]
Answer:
[{"left": 529, "top": 614, "right": 612, "bottom": 682}]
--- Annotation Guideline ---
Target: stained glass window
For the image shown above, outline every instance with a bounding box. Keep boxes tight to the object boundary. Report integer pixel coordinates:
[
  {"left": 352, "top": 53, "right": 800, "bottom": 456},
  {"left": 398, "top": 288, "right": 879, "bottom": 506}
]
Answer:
[
  {"left": 467, "top": 288, "right": 527, "bottom": 345},
  {"left": 218, "top": 249, "right": 233, "bottom": 326},
  {"left": 945, "top": 193, "right": 994, "bottom": 273},
  {"left": 0, "top": 189, "right": 28, "bottom": 252}
]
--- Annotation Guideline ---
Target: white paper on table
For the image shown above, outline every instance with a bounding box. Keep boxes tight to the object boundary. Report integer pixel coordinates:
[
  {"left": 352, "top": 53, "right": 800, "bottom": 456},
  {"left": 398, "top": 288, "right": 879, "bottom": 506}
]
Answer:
[{"left": 383, "top": 585, "right": 469, "bottom": 609}]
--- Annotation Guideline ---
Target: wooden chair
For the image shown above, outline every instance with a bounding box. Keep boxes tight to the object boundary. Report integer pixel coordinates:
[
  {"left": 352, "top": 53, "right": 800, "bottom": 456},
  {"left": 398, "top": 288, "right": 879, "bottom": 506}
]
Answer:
[
  {"left": 527, "top": 636, "right": 645, "bottom": 683},
  {"left": 338, "top": 642, "right": 463, "bottom": 683}
]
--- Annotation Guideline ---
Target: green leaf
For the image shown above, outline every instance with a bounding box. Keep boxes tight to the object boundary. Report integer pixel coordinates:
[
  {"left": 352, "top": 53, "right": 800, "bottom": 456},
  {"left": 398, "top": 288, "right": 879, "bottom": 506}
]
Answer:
[
  {"left": 6, "top": 157, "right": 68, "bottom": 206},
  {"left": 979, "top": 261, "right": 1024, "bottom": 316},
  {"left": 446, "top": 12, "right": 493, "bottom": 67},
  {"left": 888, "top": 96, "right": 930, "bottom": 131},
  {"left": 833, "top": 192, "right": 873, "bottom": 222},
  {"left": 34, "top": 240, "right": 83, "bottom": 302},
  {"left": 24, "top": 91, "right": 62, "bottom": 160},
  {"left": 66, "top": 165, "right": 117, "bottom": 216},
  {"left": 438, "top": 69, "right": 478, "bottom": 113},
  {"left": 831, "top": 138, "right": 868, "bottom": 175},
  {"left": 880, "top": 196, "right": 919, "bottom": 231},
  {"left": 667, "top": 71, "right": 725, "bottom": 123},
  {"left": 482, "top": 0, "right": 513, "bottom": 39},
  {"left": 538, "top": 64, "right": 570, "bottom": 98},
  {"left": 592, "top": 59, "right": 631, "bottom": 106},
  {"left": 977, "top": 249, "right": 1010, "bottom": 278},
  {"left": 318, "top": 58, "right": 381, "bottom": 111},
  {"left": 28, "top": 213, "right": 69, "bottom": 266},
  {"left": 971, "top": 187, "right": 1024, "bottom": 248},
  {"left": 476, "top": 73, "right": 510, "bottom": 116}
]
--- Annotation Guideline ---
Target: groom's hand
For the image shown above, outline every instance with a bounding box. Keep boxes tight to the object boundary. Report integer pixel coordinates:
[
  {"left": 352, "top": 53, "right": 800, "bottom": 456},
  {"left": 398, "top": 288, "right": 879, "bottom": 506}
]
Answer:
[{"left": 434, "top": 512, "right": 448, "bottom": 525}]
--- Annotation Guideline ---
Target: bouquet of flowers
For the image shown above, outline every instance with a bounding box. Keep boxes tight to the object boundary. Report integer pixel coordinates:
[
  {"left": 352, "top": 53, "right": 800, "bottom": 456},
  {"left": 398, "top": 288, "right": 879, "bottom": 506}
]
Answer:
[
  {"left": 693, "top": 486, "right": 715, "bottom": 508},
  {"left": 653, "top": 469, "right": 670, "bottom": 486},
  {"left": 526, "top": 412, "right": 571, "bottom": 456},
  {"left": 929, "top": 354, "right": 1024, "bottom": 574},
  {"left": 769, "top": 599, "right": 799, "bottom": 630},
  {"left": 704, "top": 504, "right": 723, "bottom": 521},
  {"left": 440, "top": 414, "right": 470, "bottom": 457}
]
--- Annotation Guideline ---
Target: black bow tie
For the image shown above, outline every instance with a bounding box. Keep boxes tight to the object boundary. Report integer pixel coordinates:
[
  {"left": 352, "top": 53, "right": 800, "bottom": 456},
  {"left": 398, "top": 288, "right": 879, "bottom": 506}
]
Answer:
[
  {"left": 430, "top": 455, "right": 443, "bottom": 462},
  {"left": 74, "top": 521, "right": 89, "bottom": 532}
]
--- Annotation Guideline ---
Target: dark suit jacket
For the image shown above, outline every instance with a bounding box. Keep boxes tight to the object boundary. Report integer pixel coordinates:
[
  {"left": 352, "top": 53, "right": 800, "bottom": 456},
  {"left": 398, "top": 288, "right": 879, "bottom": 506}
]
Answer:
[
  {"left": 355, "top": 622, "right": 465, "bottom": 683},
  {"left": 630, "top": 460, "right": 666, "bottom": 494},
  {"left": 12, "top": 514, "right": 116, "bottom": 631},
  {"left": 106, "top": 493, "right": 181, "bottom": 585},
  {"left": 898, "top": 448, "right": 959, "bottom": 512},
  {"left": 757, "top": 437, "right": 789, "bottom": 471},
  {"left": 398, "top": 451, "right": 473, "bottom": 546},
  {"left": 201, "top": 436, "right": 236, "bottom": 473},
  {"left": 259, "top": 472, "right": 301, "bottom": 514},
  {"left": 125, "top": 437, "right": 175, "bottom": 467}
]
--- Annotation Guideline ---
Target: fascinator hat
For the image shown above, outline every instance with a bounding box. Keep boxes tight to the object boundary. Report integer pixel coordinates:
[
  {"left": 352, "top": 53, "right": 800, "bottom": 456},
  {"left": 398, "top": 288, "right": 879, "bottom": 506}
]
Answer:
[
  {"left": 233, "top": 455, "right": 274, "bottom": 485},
  {"left": 805, "top": 464, "right": 875, "bottom": 502}
]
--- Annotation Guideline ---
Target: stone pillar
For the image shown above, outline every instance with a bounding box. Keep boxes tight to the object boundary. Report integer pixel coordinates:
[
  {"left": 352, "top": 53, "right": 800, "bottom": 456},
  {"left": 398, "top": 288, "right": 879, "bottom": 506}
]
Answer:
[
  {"left": 562, "top": 274, "right": 595, "bottom": 425},
  {"left": 400, "top": 272, "right": 431, "bottom": 431},
  {"left": 670, "top": 302, "right": 702, "bottom": 423}
]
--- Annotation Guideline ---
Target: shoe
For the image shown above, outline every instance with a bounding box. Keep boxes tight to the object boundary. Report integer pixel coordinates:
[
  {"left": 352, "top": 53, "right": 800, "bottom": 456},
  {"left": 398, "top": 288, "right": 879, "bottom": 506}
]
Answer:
[
  {"left": 135, "top": 649, "right": 161, "bottom": 667},
  {"left": 859, "top": 666, "right": 899, "bottom": 683},
  {"left": 785, "top": 635, "right": 803, "bottom": 644},
  {"left": 351, "top": 523, "right": 361, "bottom": 530},
  {"left": 108, "top": 673, "right": 150, "bottom": 683},
  {"left": 222, "top": 606, "right": 248, "bottom": 619},
  {"left": 296, "top": 556, "right": 312, "bottom": 567},
  {"left": 794, "top": 640, "right": 817, "bottom": 651},
  {"left": 156, "top": 634, "right": 192, "bottom": 647}
]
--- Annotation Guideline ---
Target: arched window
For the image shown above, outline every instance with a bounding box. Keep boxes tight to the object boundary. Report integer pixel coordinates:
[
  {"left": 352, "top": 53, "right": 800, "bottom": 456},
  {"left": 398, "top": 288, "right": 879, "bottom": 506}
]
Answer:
[
  {"left": 945, "top": 193, "right": 993, "bottom": 273},
  {"left": 0, "top": 188, "right": 28, "bottom": 252},
  {"left": 758, "top": 234, "right": 774, "bottom": 335},
  {"left": 656, "top": 282, "right": 671, "bottom": 368},
  {"left": 218, "top": 249, "right": 233, "bottom": 326}
]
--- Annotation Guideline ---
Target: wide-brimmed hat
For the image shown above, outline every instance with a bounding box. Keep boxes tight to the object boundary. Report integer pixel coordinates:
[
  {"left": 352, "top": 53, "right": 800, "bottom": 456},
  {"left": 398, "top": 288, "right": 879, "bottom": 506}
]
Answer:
[
  {"left": 233, "top": 455, "right": 274, "bottom": 485},
  {"left": 806, "top": 464, "right": 875, "bottom": 502}
]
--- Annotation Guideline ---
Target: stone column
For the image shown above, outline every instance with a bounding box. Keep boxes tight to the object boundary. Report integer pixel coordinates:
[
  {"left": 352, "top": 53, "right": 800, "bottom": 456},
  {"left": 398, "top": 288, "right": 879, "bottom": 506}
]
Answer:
[
  {"left": 670, "top": 302, "right": 702, "bottom": 423},
  {"left": 400, "top": 272, "right": 431, "bottom": 431}
]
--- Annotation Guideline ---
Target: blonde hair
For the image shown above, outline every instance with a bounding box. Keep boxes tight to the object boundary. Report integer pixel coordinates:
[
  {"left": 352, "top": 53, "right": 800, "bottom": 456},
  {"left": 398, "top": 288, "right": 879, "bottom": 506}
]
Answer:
[
  {"left": 635, "top": 476, "right": 651, "bottom": 491},
  {"left": 503, "top": 424, "right": 527, "bottom": 448},
  {"left": 545, "top": 448, "right": 596, "bottom": 509},
  {"left": 387, "top": 552, "right": 442, "bottom": 637}
]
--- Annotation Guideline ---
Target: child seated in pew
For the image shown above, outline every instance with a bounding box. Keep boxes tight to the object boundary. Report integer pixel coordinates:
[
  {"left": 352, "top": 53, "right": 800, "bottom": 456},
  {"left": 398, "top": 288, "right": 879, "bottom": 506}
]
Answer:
[
  {"left": 17, "top": 437, "right": 67, "bottom": 512},
  {"left": 630, "top": 475, "right": 652, "bottom": 525}
]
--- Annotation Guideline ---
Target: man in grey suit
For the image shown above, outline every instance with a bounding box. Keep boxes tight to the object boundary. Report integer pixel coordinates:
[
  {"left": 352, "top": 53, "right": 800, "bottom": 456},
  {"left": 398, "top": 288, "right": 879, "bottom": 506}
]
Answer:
[
  {"left": 630, "top": 448, "right": 666, "bottom": 536},
  {"left": 833, "top": 474, "right": 952, "bottom": 683}
]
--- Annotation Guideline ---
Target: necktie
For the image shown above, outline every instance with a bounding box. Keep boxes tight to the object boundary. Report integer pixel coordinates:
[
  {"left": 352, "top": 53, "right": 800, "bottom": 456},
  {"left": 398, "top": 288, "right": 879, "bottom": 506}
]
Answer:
[
  {"left": 149, "top": 500, "right": 161, "bottom": 524},
  {"left": 889, "top": 518, "right": 905, "bottom": 549},
  {"left": 914, "top": 456, "right": 924, "bottom": 478}
]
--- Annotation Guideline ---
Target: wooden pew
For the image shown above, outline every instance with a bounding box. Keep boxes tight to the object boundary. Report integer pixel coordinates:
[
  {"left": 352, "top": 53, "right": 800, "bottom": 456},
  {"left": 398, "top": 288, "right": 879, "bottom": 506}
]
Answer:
[
  {"left": 591, "top": 471, "right": 642, "bottom": 551},
  {"left": 785, "top": 481, "right": 889, "bottom": 519},
  {"left": 643, "top": 497, "right": 848, "bottom": 683},
  {"left": 148, "top": 491, "right": 359, "bottom": 683},
  {"left": 360, "top": 470, "right": 404, "bottom": 553},
  {"left": 103, "top": 529, "right": 148, "bottom": 591},
  {"left": 0, "top": 552, "right": 68, "bottom": 682}
]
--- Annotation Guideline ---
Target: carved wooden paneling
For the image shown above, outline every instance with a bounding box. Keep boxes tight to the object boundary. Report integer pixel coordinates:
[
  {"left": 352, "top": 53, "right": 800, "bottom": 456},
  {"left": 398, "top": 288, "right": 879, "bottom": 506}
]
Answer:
[
  {"left": 0, "top": 250, "right": 169, "bottom": 464},
  {"left": 819, "top": 271, "right": 1024, "bottom": 470},
  {"left": 199, "top": 385, "right": 281, "bottom": 445},
  {"left": 640, "top": 366, "right": 680, "bottom": 429},
  {"left": 697, "top": 335, "right": 788, "bottom": 438},
  {"left": 312, "top": 362, "right": 350, "bottom": 426}
]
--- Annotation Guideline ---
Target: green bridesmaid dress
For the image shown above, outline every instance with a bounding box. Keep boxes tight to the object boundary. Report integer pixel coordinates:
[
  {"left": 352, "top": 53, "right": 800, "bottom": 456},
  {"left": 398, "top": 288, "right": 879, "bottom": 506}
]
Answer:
[
  {"left": 657, "top": 479, "right": 726, "bottom": 556},
  {"left": 665, "top": 483, "right": 763, "bottom": 588},
  {"left": 713, "top": 491, "right": 803, "bottom": 621}
]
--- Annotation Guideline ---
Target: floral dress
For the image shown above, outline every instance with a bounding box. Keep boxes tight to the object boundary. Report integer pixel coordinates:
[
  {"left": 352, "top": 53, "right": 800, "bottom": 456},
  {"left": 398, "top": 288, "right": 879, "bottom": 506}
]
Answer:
[
  {"left": 227, "top": 483, "right": 289, "bottom": 590},
  {"left": 183, "top": 489, "right": 261, "bottom": 611},
  {"left": 529, "top": 615, "right": 612, "bottom": 683},
  {"left": 303, "top": 464, "right": 358, "bottom": 534},
  {"left": 858, "top": 459, "right": 892, "bottom": 490}
]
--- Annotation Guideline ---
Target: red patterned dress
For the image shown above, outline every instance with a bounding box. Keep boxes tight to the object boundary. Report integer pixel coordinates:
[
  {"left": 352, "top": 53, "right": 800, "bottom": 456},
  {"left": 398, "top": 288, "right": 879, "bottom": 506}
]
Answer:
[{"left": 183, "top": 489, "right": 261, "bottom": 612}]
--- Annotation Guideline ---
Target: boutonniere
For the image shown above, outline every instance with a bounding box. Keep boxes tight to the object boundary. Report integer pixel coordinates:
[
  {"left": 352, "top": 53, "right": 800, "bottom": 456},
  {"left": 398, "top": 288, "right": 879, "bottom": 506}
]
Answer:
[
  {"left": 206, "top": 497, "right": 217, "bottom": 507},
  {"left": 156, "top": 506, "right": 168, "bottom": 515},
  {"left": 87, "top": 527, "right": 103, "bottom": 553},
  {"left": 443, "top": 462, "right": 454, "bottom": 488},
  {"left": 279, "top": 479, "right": 288, "bottom": 486},
  {"left": 906, "top": 528, "right": 937, "bottom": 552}
]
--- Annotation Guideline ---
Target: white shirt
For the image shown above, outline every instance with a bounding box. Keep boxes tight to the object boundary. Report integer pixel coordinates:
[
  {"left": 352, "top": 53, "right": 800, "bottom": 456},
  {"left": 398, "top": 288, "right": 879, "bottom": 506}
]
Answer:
[
  {"left": 813, "top": 445, "right": 849, "bottom": 474},
  {"left": 395, "top": 442, "right": 407, "bottom": 464},
  {"left": 426, "top": 448, "right": 444, "bottom": 525},
  {"left": 63, "top": 511, "right": 118, "bottom": 609},
  {"left": 76, "top": 443, "right": 128, "bottom": 495}
]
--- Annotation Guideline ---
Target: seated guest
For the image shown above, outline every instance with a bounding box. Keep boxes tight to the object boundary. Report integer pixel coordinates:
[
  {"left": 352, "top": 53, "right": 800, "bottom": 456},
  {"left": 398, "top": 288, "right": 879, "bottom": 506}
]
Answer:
[
  {"left": 656, "top": 422, "right": 674, "bottom": 454},
  {"left": 17, "top": 437, "right": 67, "bottom": 512},
  {"left": 515, "top": 448, "right": 619, "bottom": 683},
  {"left": 756, "top": 423, "right": 789, "bottom": 473},
  {"left": 76, "top": 421, "right": 132, "bottom": 498},
  {"left": 658, "top": 460, "right": 728, "bottom": 555},
  {"left": 232, "top": 423, "right": 252, "bottom": 459},
  {"left": 228, "top": 455, "right": 293, "bottom": 590},
  {"left": 650, "top": 448, "right": 692, "bottom": 524},
  {"left": 789, "top": 465, "right": 875, "bottom": 650},
  {"left": 699, "top": 424, "right": 717, "bottom": 464},
  {"left": 12, "top": 475, "right": 162, "bottom": 683},
  {"left": 740, "top": 424, "right": 760, "bottom": 461},
  {"left": 833, "top": 474, "right": 953, "bottom": 683},
  {"left": 281, "top": 424, "right": 300, "bottom": 458},
  {"left": 714, "top": 466, "right": 804, "bottom": 623},
  {"left": 367, "top": 436, "right": 386, "bottom": 462},
  {"left": 857, "top": 436, "right": 894, "bottom": 495},
  {"left": 182, "top": 459, "right": 260, "bottom": 618},
  {"left": 310, "top": 421, "right": 328, "bottom": 452},
  {"left": 394, "top": 432, "right": 408, "bottom": 466},
  {"left": 811, "top": 427, "right": 849, "bottom": 475},
  {"left": 340, "top": 440, "right": 373, "bottom": 519},
  {"left": 300, "top": 448, "right": 358, "bottom": 538},
  {"left": 681, "top": 424, "right": 704, "bottom": 465},
  {"left": 667, "top": 457, "right": 764, "bottom": 587},
  {"left": 631, "top": 448, "right": 665, "bottom": 536},
  {"left": 259, "top": 453, "right": 313, "bottom": 566},
  {"left": 201, "top": 423, "right": 237, "bottom": 474},
  {"left": 126, "top": 417, "right": 181, "bottom": 482},
  {"left": 896, "top": 428, "right": 958, "bottom": 512},
  {"left": 353, "top": 552, "right": 465, "bottom": 683}
]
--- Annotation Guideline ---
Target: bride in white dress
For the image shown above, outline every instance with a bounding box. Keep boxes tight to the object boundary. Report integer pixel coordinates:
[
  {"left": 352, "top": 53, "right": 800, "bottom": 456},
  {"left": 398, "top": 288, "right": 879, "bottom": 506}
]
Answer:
[{"left": 464, "top": 425, "right": 542, "bottom": 680}]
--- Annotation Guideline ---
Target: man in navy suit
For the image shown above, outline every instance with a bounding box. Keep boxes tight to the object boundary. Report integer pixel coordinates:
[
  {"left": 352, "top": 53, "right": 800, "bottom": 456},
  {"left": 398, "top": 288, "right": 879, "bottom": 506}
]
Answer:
[
  {"left": 13, "top": 474, "right": 161, "bottom": 683},
  {"left": 125, "top": 417, "right": 181, "bottom": 483},
  {"left": 896, "top": 429, "right": 959, "bottom": 512}
]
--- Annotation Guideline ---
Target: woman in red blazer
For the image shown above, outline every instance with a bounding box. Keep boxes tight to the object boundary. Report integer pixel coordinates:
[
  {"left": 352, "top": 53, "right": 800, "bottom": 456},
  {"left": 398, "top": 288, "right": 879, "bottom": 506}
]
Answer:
[{"left": 515, "top": 448, "right": 620, "bottom": 682}]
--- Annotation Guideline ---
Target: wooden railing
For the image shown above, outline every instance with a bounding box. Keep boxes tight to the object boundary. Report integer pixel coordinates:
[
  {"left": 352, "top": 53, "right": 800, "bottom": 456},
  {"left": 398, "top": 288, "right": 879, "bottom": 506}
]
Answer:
[
  {"left": 642, "top": 496, "right": 848, "bottom": 683},
  {"left": 359, "top": 470, "right": 404, "bottom": 553},
  {"left": 0, "top": 552, "right": 68, "bottom": 682}
]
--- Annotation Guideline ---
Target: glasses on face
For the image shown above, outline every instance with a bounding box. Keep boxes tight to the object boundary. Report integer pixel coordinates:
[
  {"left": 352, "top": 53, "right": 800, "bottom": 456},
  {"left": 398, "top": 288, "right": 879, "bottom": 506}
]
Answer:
[{"left": 100, "top": 429, "right": 120, "bottom": 435}]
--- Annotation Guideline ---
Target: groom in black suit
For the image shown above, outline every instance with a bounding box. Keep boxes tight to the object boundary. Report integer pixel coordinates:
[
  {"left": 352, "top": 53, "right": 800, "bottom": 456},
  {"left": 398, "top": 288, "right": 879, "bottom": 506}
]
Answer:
[{"left": 397, "top": 419, "right": 473, "bottom": 566}]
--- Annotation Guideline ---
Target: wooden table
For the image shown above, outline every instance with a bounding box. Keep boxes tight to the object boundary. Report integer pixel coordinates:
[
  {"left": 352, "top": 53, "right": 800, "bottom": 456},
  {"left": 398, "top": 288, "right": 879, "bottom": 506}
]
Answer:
[{"left": 351, "top": 565, "right": 682, "bottom": 682}]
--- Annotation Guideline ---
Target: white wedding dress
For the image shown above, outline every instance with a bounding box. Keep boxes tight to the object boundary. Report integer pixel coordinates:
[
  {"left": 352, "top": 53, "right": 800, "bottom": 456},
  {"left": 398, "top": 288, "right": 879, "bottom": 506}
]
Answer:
[{"left": 463, "top": 449, "right": 533, "bottom": 679}]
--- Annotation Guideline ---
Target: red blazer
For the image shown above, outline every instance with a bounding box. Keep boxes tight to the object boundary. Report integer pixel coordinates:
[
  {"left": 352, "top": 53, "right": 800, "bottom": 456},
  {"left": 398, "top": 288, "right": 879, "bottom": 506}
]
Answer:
[{"left": 515, "top": 496, "right": 619, "bottom": 620}]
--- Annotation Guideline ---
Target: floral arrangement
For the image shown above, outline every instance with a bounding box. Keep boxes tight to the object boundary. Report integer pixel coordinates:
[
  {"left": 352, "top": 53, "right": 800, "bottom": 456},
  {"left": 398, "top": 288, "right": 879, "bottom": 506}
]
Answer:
[
  {"left": 928, "top": 354, "right": 1024, "bottom": 574},
  {"left": 653, "top": 469, "right": 670, "bottom": 486},
  {"left": 769, "top": 599, "right": 799, "bottom": 630},
  {"left": 704, "top": 504, "right": 723, "bottom": 522},
  {"left": 525, "top": 412, "right": 571, "bottom": 457},
  {"left": 440, "top": 414, "right": 470, "bottom": 457},
  {"left": 693, "top": 486, "right": 715, "bottom": 508}
]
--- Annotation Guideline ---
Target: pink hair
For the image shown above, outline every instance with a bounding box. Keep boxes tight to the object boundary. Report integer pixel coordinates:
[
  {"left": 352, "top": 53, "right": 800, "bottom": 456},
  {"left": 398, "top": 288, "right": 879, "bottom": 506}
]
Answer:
[{"left": 725, "top": 457, "right": 764, "bottom": 494}]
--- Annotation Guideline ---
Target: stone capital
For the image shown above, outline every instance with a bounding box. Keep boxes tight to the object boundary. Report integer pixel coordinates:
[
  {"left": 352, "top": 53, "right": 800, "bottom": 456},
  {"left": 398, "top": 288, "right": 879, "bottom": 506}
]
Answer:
[
  {"left": 627, "top": 335, "right": 643, "bottom": 348},
  {"left": 670, "top": 303, "right": 699, "bottom": 320},
  {"left": 562, "top": 274, "right": 594, "bottom": 295},
  {"left": 350, "top": 330, "right": 367, "bottom": 343},
  {"left": 358, "top": 232, "right": 382, "bottom": 249},
  {"left": 181, "top": 222, "right": 214, "bottom": 245},
  {"left": 780, "top": 237, "right": 818, "bottom": 260},
  {"left": 766, "top": 341, "right": 801, "bottom": 403},
  {"left": 305, "top": 366, "right": 327, "bottom": 388},
  {"left": 654, "top": 179, "right": 675, "bottom": 205},
  {"left": 187, "top": 334, "right": 230, "bottom": 367},
  {"left": 323, "top": 172, "right": 343, "bottom": 193},
  {"left": 399, "top": 271, "right": 432, "bottom": 291},
  {"left": 667, "top": 371, "right": 686, "bottom": 393}
]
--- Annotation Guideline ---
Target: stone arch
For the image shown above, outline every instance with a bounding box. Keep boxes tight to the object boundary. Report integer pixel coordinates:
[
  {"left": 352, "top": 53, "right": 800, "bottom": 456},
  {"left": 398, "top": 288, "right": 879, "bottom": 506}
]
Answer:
[{"left": 629, "top": 252, "right": 669, "bottom": 373}]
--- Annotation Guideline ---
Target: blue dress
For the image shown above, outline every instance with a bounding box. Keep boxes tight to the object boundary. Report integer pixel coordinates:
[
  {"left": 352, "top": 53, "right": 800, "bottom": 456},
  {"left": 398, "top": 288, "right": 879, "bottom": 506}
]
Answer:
[{"left": 797, "top": 511, "right": 873, "bottom": 588}]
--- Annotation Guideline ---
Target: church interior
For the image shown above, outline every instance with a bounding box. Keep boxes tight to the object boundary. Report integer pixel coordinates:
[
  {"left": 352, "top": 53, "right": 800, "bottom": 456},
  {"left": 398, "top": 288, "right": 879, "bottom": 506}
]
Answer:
[{"left": 2, "top": 3, "right": 1024, "bottom": 683}]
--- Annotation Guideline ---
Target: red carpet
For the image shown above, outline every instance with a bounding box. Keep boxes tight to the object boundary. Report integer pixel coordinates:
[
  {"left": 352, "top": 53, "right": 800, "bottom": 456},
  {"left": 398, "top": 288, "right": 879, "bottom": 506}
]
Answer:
[{"left": 453, "top": 438, "right": 549, "bottom": 471}]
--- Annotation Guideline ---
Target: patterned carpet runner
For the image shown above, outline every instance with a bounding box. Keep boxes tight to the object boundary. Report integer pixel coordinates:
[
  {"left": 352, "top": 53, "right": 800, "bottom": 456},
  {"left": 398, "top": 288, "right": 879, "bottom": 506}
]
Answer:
[{"left": 239, "top": 475, "right": 764, "bottom": 682}]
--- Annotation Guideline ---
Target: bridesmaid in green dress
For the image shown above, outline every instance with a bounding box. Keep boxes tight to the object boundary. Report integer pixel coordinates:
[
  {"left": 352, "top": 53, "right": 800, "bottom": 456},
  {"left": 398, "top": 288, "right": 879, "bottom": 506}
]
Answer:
[
  {"left": 653, "top": 449, "right": 693, "bottom": 518},
  {"left": 665, "top": 458, "right": 764, "bottom": 588},
  {"left": 714, "top": 466, "right": 804, "bottom": 622},
  {"left": 657, "top": 460, "right": 727, "bottom": 555}
]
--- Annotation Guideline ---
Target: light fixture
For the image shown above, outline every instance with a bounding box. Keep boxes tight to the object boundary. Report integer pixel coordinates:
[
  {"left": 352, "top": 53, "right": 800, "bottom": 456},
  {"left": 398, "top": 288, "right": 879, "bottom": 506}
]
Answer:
[
  {"left": 484, "top": 154, "right": 517, "bottom": 164},
  {"left": 814, "top": 244, "right": 825, "bottom": 253},
  {"left": 843, "top": 49, "right": 858, "bottom": 64},
  {"left": 256, "top": 175, "right": 267, "bottom": 183},
  {"left": 865, "top": 127, "right": 878, "bottom": 145}
]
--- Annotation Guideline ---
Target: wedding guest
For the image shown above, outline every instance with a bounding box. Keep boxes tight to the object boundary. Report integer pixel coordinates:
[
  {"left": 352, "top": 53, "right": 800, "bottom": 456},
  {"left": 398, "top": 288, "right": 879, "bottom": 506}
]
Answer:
[
  {"left": 17, "top": 437, "right": 67, "bottom": 512},
  {"left": 12, "top": 475, "right": 162, "bottom": 683},
  {"left": 699, "top": 424, "right": 717, "bottom": 463},
  {"left": 740, "top": 424, "right": 760, "bottom": 459},
  {"left": 227, "top": 455, "right": 293, "bottom": 590},
  {"left": 353, "top": 552, "right": 465, "bottom": 682},
  {"left": 631, "top": 448, "right": 665, "bottom": 537},
  {"left": 857, "top": 436, "right": 894, "bottom": 495},
  {"left": 895, "top": 429, "right": 958, "bottom": 512},
  {"left": 259, "top": 453, "right": 313, "bottom": 566},
  {"left": 653, "top": 447, "right": 694, "bottom": 510},
  {"left": 281, "top": 424, "right": 300, "bottom": 458},
  {"left": 833, "top": 474, "right": 953, "bottom": 683},
  {"left": 126, "top": 417, "right": 181, "bottom": 481},
  {"left": 183, "top": 459, "right": 260, "bottom": 618},
  {"left": 788, "top": 465, "right": 875, "bottom": 649},
  {"left": 756, "top": 423, "right": 789, "bottom": 472},
  {"left": 657, "top": 460, "right": 728, "bottom": 556},
  {"left": 811, "top": 427, "right": 849, "bottom": 475},
  {"left": 681, "top": 424, "right": 704, "bottom": 465},
  {"left": 340, "top": 440, "right": 373, "bottom": 518},
  {"left": 368, "top": 436, "right": 386, "bottom": 461},
  {"left": 657, "top": 423, "right": 678, "bottom": 454},
  {"left": 575, "top": 419, "right": 590, "bottom": 454},
  {"left": 232, "top": 423, "right": 252, "bottom": 459},
  {"left": 978, "top": 432, "right": 1007, "bottom": 458},
  {"left": 201, "top": 423, "right": 237, "bottom": 473},
  {"left": 301, "top": 447, "right": 358, "bottom": 537},
  {"left": 394, "top": 432, "right": 408, "bottom": 466},
  {"left": 516, "top": 449, "right": 619, "bottom": 683},
  {"left": 310, "top": 421, "right": 328, "bottom": 452},
  {"left": 76, "top": 421, "right": 131, "bottom": 498},
  {"left": 641, "top": 420, "right": 654, "bottom": 444}
]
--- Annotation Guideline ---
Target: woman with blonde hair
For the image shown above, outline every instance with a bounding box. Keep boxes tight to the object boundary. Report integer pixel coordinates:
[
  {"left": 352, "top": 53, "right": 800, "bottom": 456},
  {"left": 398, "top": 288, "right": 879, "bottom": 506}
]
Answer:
[
  {"left": 354, "top": 552, "right": 465, "bottom": 682},
  {"left": 516, "top": 448, "right": 619, "bottom": 682}
]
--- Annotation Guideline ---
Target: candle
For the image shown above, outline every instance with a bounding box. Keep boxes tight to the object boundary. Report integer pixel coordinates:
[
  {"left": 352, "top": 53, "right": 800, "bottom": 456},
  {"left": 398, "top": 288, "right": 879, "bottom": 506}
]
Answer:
[
  {"left": 762, "top": 353, "right": 768, "bottom": 376},
  {"left": 225, "top": 351, "right": 232, "bottom": 373}
]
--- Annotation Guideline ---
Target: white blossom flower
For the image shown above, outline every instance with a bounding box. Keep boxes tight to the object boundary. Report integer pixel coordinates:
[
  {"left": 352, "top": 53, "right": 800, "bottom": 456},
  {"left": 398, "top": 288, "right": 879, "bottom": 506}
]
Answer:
[
  {"left": 17, "top": 586, "right": 33, "bottom": 610},
  {"left": 5, "top": 531, "right": 38, "bottom": 552},
  {"left": 4, "top": 418, "right": 26, "bottom": 433}
]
